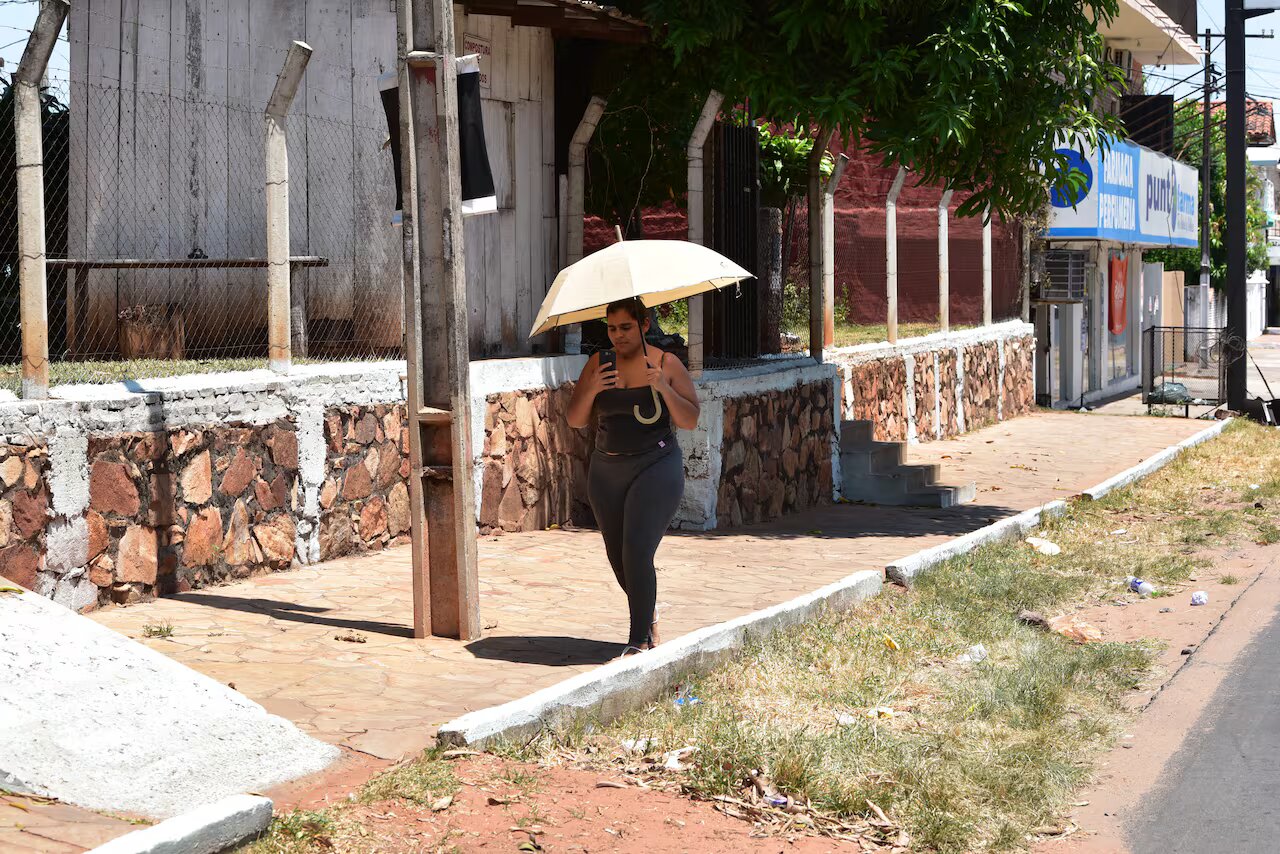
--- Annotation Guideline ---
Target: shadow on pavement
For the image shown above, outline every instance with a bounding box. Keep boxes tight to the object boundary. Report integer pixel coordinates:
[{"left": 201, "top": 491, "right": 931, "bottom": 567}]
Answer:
[
  {"left": 466, "top": 634, "right": 624, "bottom": 666},
  {"left": 171, "top": 593, "right": 415, "bottom": 638},
  {"left": 663, "top": 501, "right": 1023, "bottom": 541}
]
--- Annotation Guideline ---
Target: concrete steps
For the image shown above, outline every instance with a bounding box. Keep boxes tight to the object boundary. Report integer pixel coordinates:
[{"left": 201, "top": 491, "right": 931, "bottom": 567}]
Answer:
[{"left": 839, "top": 420, "right": 976, "bottom": 508}]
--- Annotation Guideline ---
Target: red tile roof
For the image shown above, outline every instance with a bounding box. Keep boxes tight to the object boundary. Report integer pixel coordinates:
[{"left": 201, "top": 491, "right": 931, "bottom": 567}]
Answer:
[{"left": 1207, "top": 99, "right": 1276, "bottom": 145}]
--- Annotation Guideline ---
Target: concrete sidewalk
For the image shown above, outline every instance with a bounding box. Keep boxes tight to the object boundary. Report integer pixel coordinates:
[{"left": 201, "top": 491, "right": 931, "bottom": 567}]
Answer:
[{"left": 82, "top": 412, "right": 1202, "bottom": 764}]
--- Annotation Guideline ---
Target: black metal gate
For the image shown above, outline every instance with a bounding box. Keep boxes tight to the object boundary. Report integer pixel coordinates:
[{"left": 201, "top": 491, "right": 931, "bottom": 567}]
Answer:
[
  {"left": 1142, "top": 325, "right": 1228, "bottom": 415},
  {"left": 707, "top": 122, "right": 760, "bottom": 362}
]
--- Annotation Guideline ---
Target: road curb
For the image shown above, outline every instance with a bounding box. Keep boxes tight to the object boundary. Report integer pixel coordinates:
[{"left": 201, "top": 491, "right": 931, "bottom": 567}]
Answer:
[
  {"left": 885, "top": 418, "right": 1234, "bottom": 586},
  {"left": 437, "top": 569, "right": 883, "bottom": 748},
  {"left": 88, "top": 795, "right": 273, "bottom": 854},
  {"left": 1074, "top": 418, "right": 1232, "bottom": 501},
  {"left": 884, "top": 499, "right": 1071, "bottom": 586}
]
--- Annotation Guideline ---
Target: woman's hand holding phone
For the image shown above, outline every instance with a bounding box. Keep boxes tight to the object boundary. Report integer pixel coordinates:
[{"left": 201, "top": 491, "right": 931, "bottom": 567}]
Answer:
[{"left": 591, "top": 352, "right": 618, "bottom": 394}]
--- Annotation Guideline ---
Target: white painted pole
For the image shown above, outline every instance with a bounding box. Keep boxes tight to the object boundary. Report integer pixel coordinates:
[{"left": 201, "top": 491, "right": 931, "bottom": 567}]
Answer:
[
  {"left": 938, "top": 189, "right": 953, "bottom": 332},
  {"left": 1021, "top": 225, "right": 1031, "bottom": 323},
  {"left": 983, "top": 204, "right": 993, "bottom": 326},
  {"left": 885, "top": 166, "right": 907, "bottom": 345},
  {"left": 14, "top": 0, "right": 68, "bottom": 400},
  {"left": 564, "top": 96, "right": 606, "bottom": 355},
  {"left": 822, "top": 153, "right": 849, "bottom": 349},
  {"left": 808, "top": 128, "right": 835, "bottom": 362},
  {"left": 265, "top": 41, "right": 312, "bottom": 374},
  {"left": 686, "top": 90, "right": 723, "bottom": 375}
]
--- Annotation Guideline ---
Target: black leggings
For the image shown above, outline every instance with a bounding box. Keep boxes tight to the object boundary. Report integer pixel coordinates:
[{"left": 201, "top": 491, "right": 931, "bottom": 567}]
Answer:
[{"left": 587, "top": 443, "right": 684, "bottom": 648}]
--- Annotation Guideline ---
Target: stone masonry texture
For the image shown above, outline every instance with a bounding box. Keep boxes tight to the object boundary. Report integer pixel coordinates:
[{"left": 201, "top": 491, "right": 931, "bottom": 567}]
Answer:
[{"left": 717, "top": 380, "right": 834, "bottom": 528}]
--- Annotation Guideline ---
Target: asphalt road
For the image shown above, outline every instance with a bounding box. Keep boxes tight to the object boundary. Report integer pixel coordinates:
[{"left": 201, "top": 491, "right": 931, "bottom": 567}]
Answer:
[{"left": 1126, "top": 602, "right": 1280, "bottom": 853}]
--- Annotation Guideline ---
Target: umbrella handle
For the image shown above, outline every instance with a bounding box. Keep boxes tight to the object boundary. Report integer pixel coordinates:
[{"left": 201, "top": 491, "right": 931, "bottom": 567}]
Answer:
[{"left": 633, "top": 386, "right": 663, "bottom": 425}]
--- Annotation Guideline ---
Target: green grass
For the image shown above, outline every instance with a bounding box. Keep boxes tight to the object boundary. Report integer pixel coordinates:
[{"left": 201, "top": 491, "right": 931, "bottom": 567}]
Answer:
[
  {"left": 242, "top": 810, "right": 335, "bottom": 854},
  {"left": 141, "top": 622, "right": 174, "bottom": 639},
  {"left": 510, "top": 419, "right": 1280, "bottom": 853},
  {"left": 356, "top": 751, "right": 459, "bottom": 806}
]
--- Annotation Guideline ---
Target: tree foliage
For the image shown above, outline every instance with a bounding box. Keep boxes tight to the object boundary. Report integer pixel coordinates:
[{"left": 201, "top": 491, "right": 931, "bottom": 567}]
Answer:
[
  {"left": 1145, "top": 99, "right": 1270, "bottom": 288},
  {"left": 610, "top": 0, "right": 1126, "bottom": 219}
]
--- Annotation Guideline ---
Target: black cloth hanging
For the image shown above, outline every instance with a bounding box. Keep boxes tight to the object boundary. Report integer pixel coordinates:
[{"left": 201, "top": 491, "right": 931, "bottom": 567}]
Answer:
[{"left": 378, "top": 54, "right": 497, "bottom": 222}]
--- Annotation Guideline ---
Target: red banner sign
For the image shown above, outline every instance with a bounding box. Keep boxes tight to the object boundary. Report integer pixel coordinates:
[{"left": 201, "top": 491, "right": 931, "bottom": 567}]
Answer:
[{"left": 1108, "top": 254, "right": 1129, "bottom": 335}]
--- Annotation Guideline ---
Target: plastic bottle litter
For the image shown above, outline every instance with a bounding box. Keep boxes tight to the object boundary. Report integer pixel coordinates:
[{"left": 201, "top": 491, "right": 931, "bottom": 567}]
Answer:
[
  {"left": 1126, "top": 576, "right": 1157, "bottom": 598},
  {"left": 1191, "top": 591, "right": 1208, "bottom": 606},
  {"left": 956, "top": 643, "right": 989, "bottom": 664},
  {"left": 1026, "top": 536, "right": 1062, "bottom": 556},
  {"left": 765, "top": 795, "right": 790, "bottom": 808},
  {"left": 673, "top": 686, "right": 700, "bottom": 709}
]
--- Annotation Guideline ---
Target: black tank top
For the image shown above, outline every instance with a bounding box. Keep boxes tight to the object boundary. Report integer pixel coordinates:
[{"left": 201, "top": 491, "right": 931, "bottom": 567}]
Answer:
[{"left": 594, "top": 385, "right": 674, "bottom": 454}]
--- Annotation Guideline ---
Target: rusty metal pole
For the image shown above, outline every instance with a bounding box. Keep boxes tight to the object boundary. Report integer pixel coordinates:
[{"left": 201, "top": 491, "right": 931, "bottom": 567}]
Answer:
[
  {"left": 14, "top": 0, "right": 68, "bottom": 400},
  {"left": 265, "top": 41, "right": 312, "bottom": 374},
  {"left": 398, "top": 0, "right": 480, "bottom": 639}
]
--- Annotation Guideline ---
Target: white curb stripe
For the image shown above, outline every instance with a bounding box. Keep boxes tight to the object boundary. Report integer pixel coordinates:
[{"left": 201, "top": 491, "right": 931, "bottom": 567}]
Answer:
[{"left": 90, "top": 795, "right": 273, "bottom": 854}]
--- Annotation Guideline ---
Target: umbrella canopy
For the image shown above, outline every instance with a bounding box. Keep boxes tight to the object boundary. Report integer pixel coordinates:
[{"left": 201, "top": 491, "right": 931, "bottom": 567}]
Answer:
[{"left": 528, "top": 239, "right": 753, "bottom": 338}]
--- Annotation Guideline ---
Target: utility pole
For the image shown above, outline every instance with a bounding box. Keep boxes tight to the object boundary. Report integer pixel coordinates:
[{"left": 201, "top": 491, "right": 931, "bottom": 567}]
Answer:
[
  {"left": 1200, "top": 28, "right": 1213, "bottom": 298},
  {"left": 397, "top": 0, "right": 480, "bottom": 639}
]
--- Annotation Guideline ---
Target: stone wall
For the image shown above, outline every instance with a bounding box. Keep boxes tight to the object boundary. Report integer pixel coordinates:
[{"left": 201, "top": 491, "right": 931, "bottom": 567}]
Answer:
[
  {"left": 477, "top": 386, "right": 593, "bottom": 536},
  {"left": 0, "top": 442, "right": 49, "bottom": 598},
  {"left": 0, "top": 363, "right": 406, "bottom": 612},
  {"left": 832, "top": 321, "right": 1035, "bottom": 443},
  {"left": 318, "top": 404, "right": 412, "bottom": 561},
  {"left": 717, "top": 380, "right": 835, "bottom": 528},
  {"left": 79, "top": 423, "right": 301, "bottom": 604}
]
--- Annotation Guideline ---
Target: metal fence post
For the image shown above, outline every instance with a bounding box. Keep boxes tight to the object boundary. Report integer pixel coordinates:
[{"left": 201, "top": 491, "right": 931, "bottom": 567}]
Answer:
[
  {"left": 686, "top": 90, "right": 723, "bottom": 375},
  {"left": 982, "top": 204, "right": 993, "bottom": 326},
  {"left": 807, "top": 127, "right": 834, "bottom": 362},
  {"left": 265, "top": 41, "right": 312, "bottom": 374},
  {"left": 938, "top": 189, "right": 953, "bottom": 332},
  {"left": 562, "top": 96, "right": 606, "bottom": 355},
  {"left": 14, "top": 0, "right": 68, "bottom": 400},
  {"left": 885, "top": 166, "right": 907, "bottom": 344},
  {"left": 821, "top": 153, "right": 849, "bottom": 349}
]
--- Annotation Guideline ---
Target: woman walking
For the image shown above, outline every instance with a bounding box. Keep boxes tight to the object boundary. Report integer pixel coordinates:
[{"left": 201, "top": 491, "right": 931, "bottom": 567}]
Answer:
[{"left": 567, "top": 298, "right": 700, "bottom": 656}]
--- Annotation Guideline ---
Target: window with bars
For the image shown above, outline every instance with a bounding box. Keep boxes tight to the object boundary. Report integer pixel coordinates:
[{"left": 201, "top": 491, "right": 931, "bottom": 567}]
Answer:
[{"left": 1038, "top": 249, "right": 1088, "bottom": 303}]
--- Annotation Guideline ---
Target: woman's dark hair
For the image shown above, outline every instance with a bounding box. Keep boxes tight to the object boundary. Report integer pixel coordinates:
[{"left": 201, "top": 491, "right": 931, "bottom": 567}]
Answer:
[{"left": 605, "top": 297, "right": 648, "bottom": 324}]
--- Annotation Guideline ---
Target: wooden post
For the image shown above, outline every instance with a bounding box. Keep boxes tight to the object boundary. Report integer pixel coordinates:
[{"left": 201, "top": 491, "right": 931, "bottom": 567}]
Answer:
[
  {"left": 562, "top": 96, "right": 606, "bottom": 355},
  {"left": 686, "top": 90, "right": 723, "bottom": 375},
  {"left": 821, "top": 153, "right": 849, "bottom": 349},
  {"left": 398, "top": 0, "right": 480, "bottom": 640},
  {"left": 885, "top": 166, "right": 907, "bottom": 345},
  {"left": 15, "top": 0, "right": 68, "bottom": 399},
  {"left": 982, "top": 205, "right": 993, "bottom": 326},
  {"left": 807, "top": 128, "right": 834, "bottom": 363},
  {"left": 265, "top": 41, "right": 312, "bottom": 374},
  {"left": 938, "top": 189, "right": 953, "bottom": 332}
]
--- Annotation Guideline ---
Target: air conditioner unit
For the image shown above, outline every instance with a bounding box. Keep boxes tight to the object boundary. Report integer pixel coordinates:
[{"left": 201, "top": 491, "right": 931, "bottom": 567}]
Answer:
[{"left": 1035, "top": 249, "right": 1088, "bottom": 303}]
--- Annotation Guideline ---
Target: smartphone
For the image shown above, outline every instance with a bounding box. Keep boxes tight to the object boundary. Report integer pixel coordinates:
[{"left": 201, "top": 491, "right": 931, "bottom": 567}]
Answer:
[{"left": 599, "top": 350, "right": 617, "bottom": 373}]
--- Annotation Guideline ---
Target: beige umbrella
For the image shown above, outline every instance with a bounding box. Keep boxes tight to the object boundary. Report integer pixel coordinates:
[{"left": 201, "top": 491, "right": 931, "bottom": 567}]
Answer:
[{"left": 528, "top": 237, "right": 753, "bottom": 339}]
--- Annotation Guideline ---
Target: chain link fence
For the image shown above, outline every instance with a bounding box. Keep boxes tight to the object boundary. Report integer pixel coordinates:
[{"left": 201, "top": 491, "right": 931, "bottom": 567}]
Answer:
[
  {"left": 777, "top": 175, "right": 1024, "bottom": 353},
  {"left": 0, "top": 10, "right": 404, "bottom": 393}
]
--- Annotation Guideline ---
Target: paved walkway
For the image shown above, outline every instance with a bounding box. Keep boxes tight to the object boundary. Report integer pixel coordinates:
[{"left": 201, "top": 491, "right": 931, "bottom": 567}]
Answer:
[{"left": 82, "top": 411, "right": 1202, "bottom": 769}]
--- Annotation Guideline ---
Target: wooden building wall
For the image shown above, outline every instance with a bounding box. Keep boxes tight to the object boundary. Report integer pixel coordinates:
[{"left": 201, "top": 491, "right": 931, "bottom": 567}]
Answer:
[{"left": 68, "top": 1, "right": 556, "bottom": 360}]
